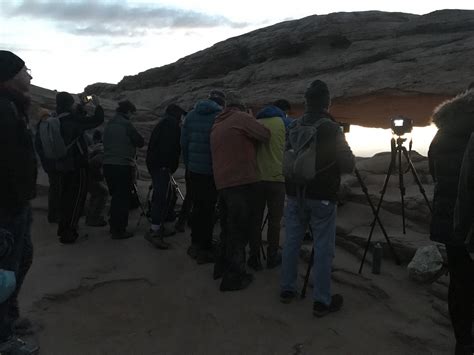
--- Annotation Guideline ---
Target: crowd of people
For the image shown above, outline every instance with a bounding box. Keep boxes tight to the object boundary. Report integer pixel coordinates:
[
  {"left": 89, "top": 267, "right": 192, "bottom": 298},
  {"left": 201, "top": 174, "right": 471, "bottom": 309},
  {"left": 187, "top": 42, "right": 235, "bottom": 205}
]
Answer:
[{"left": 0, "top": 49, "right": 473, "bottom": 354}]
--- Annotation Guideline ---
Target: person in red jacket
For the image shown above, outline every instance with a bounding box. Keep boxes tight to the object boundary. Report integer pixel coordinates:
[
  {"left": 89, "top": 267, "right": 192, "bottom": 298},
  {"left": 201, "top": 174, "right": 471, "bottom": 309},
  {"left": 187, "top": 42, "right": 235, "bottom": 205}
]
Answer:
[{"left": 210, "top": 92, "right": 271, "bottom": 292}]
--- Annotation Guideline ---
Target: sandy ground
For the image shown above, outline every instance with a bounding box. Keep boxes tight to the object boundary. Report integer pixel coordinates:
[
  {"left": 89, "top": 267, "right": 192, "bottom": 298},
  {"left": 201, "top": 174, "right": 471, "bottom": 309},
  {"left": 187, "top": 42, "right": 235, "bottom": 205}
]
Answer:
[{"left": 17, "top": 190, "right": 454, "bottom": 355}]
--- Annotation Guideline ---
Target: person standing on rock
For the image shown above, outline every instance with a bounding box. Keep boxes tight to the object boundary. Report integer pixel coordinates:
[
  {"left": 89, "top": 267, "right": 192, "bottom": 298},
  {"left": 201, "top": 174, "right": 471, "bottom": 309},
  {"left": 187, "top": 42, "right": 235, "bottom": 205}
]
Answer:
[
  {"left": 0, "top": 50, "right": 39, "bottom": 354},
  {"left": 181, "top": 90, "right": 225, "bottom": 263},
  {"left": 429, "top": 83, "right": 474, "bottom": 355},
  {"left": 211, "top": 92, "right": 271, "bottom": 291},
  {"left": 251, "top": 104, "right": 287, "bottom": 271},
  {"left": 103, "top": 100, "right": 143, "bottom": 240},
  {"left": 145, "top": 104, "right": 186, "bottom": 249},
  {"left": 280, "top": 80, "right": 355, "bottom": 317},
  {"left": 54, "top": 92, "right": 104, "bottom": 244}
]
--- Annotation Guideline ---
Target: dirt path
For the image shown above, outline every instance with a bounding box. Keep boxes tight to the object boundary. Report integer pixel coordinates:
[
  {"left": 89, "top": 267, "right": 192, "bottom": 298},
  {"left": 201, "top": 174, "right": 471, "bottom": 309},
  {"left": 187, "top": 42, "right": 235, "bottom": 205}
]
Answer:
[{"left": 21, "top": 205, "right": 452, "bottom": 355}]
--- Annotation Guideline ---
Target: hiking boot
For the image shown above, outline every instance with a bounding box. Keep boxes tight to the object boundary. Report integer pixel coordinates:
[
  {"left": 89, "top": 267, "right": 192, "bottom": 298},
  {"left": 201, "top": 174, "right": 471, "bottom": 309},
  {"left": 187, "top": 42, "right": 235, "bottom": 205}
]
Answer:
[
  {"left": 187, "top": 245, "right": 198, "bottom": 259},
  {"left": 111, "top": 231, "right": 134, "bottom": 240},
  {"left": 13, "top": 318, "right": 33, "bottom": 336},
  {"left": 0, "top": 336, "right": 39, "bottom": 355},
  {"left": 247, "top": 255, "right": 263, "bottom": 271},
  {"left": 280, "top": 290, "right": 297, "bottom": 304},
  {"left": 85, "top": 217, "right": 107, "bottom": 227},
  {"left": 220, "top": 273, "right": 254, "bottom": 292},
  {"left": 144, "top": 230, "right": 170, "bottom": 250},
  {"left": 59, "top": 231, "right": 78, "bottom": 244},
  {"left": 196, "top": 249, "right": 216, "bottom": 265},
  {"left": 313, "top": 294, "right": 344, "bottom": 317},
  {"left": 267, "top": 252, "right": 282, "bottom": 269}
]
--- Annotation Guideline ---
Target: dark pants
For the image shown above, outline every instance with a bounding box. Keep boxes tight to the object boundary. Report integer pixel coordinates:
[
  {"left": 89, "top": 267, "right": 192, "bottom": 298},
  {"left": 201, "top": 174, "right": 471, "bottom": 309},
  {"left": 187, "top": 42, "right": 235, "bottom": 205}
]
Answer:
[
  {"left": 86, "top": 180, "right": 108, "bottom": 224},
  {"left": 0, "top": 205, "right": 33, "bottom": 341},
  {"left": 446, "top": 245, "right": 474, "bottom": 351},
  {"left": 150, "top": 168, "right": 171, "bottom": 226},
  {"left": 47, "top": 172, "right": 62, "bottom": 223},
  {"left": 254, "top": 181, "right": 285, "bottom": 257},
  {"left": 104, "top": 165, "right": 134, "bottom": 233},
  {"left": 189, "top": 171, "right": 217, "bottom": 251},
  {"left": 218, "top": 184, "right": 258, "bottom": 276},
  {"left": 177, "top": 170, "right": 193, "bottom": 226},
  {"left": 58, "top": 167, "right": 88, "bottom": 238}
]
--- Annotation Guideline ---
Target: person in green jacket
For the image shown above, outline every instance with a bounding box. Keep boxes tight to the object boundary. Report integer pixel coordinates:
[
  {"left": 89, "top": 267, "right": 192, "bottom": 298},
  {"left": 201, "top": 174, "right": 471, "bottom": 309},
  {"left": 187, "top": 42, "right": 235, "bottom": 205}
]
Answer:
[
  {"left": 103, "top": 100, "right": 144, "bottom": 239},
  {"left": 252, "top": 104, "right": 288, "bottom": 270}
]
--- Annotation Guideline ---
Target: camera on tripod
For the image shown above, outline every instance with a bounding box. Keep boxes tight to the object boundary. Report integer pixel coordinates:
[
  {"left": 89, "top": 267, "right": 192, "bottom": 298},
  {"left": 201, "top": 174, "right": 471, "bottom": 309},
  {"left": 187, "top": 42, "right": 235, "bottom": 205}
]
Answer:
[
  {"left": 339, "top": 122, "right": 350, "bottom": 133},
  {"left": 390, "top": 116, "right": 413, "bottom": 136}
]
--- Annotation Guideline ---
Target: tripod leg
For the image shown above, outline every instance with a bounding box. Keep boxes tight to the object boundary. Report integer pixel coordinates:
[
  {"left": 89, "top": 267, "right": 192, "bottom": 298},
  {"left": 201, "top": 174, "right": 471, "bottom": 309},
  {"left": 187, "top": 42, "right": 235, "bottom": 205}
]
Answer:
[
  {"left": 359, "top": 155, "right": 395, "bottom": 274},
  {"left": 354, "top": 169, "right": 401, "bottom": 265},
  {"left": 301, "top": 247, "right": 314, "bottom": 299},
  {"left": 398, "top": 148, "right": 407, "bottom": 234},
  {"left": 401, "top": 148, "right": 433, "bottom": 212},
  {"left": 260, "top": 212, "right": 269, "bottom": 261}
]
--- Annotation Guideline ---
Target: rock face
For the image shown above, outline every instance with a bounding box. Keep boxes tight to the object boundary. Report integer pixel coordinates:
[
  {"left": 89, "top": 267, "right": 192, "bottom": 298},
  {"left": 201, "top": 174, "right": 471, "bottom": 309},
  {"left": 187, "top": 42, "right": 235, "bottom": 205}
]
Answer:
[
  {"left": 84, "top": 10, "right": 474, "bottom": 127},
  {"left": 407, "top": 245, "right": 444, "bottom": 283}
]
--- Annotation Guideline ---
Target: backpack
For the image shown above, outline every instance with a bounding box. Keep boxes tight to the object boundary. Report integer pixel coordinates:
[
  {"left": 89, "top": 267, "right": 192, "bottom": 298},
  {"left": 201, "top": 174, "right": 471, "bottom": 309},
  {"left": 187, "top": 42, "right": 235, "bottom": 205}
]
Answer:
[
  {"left": 283, "top": 117, "right": 333, "bottom": 184},
  {"left": 38, "top": 113, "right": 81, "bottom": 160}
]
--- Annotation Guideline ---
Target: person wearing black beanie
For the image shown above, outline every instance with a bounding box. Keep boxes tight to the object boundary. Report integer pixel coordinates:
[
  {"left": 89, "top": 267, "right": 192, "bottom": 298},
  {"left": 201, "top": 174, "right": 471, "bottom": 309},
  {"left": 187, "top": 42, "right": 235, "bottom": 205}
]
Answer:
[{"left": 0, "top": 50, "right": 39, "bottom": 353}]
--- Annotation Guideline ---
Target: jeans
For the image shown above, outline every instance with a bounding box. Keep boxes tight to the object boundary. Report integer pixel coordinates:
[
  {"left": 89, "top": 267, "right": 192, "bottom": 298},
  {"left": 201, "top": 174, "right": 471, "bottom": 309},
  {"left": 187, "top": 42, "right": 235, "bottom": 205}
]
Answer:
[
  {"left": 150, "top": 168, "right": 171, "bottom": 226},
  {"left": 281, "top": 197, "right": 336, "bottom": 305},
  {"left": 254, "top": 181, "right": 285, "bottom": 257},
  {"left": 0, "top": 205, "right": 33, "bottom": 341},
  {"left": 103, "top": 165, "right": 134, "bottom": 233},
  {"left": 58, "top": 167, "right": 88, "bottom": 238},
  {"left": 217, "top": 184, "right": 258, "bottom": 277},
  {"left": 189, "top": 171, "right": 217, "bottom": 250},
  {"left": 446, "top": 245, "right": 474, "bottom": 349}
]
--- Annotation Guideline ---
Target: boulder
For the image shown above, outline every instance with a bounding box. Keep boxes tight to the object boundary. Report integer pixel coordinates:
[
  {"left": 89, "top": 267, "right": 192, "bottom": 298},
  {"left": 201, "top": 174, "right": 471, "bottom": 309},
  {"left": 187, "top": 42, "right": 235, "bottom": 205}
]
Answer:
[{"left": 407, "top": 245, "right": 444, "bottom": 283}]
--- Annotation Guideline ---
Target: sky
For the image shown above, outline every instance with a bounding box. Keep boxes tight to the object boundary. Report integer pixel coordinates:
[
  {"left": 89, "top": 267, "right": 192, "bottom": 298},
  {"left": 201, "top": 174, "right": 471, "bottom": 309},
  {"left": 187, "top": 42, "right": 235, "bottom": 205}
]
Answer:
[{"left": 1, "top": 0, "right": 474, "bottom": 93}]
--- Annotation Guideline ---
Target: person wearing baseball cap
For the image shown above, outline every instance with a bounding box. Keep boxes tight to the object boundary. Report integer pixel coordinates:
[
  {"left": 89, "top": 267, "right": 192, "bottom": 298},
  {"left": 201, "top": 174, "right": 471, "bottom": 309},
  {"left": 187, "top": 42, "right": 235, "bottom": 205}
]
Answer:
[{"left": 0, "top": 50, "right": 39, "bottom": 354}]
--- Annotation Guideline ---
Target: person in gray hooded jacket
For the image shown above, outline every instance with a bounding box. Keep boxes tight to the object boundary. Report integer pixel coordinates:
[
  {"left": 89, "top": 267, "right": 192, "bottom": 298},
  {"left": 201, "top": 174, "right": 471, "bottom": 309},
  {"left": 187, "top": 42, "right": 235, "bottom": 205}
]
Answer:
[{"left": 103, "top": 100, "right": 144, "bottom": 239}]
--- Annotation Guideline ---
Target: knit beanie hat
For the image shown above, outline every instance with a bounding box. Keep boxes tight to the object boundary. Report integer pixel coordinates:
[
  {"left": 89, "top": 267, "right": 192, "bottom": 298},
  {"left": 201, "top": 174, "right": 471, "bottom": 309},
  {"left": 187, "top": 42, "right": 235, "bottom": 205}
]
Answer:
[
  {"left": 305, "top": 80, "right": 330, "bottom": 110},
  {"left": 0, "top": 51, "right": 25, "bottom": 83},
  {"left": 56, "top": 92, "right": 75, "bottom": 111},
  {"left": 208, "top": 89, "right": 226, "bottom": 107}
]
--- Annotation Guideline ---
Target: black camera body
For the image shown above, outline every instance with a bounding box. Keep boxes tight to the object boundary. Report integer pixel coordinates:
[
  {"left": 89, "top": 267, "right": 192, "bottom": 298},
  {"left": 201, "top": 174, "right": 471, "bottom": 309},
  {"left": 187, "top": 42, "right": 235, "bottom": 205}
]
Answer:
[
  {"left": 390, "top": 116, "right": 413, "bottom": 136},
  {"left": 339, "top": 122, "right": 351, "bottom": 133}
]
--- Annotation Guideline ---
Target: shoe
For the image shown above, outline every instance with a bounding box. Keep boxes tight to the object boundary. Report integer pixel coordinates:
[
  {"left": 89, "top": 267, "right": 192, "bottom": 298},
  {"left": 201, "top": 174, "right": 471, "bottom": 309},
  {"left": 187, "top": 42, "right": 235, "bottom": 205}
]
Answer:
[
  {"left": 280, "top": 290, "right": 297, "bottom": 304},
  {"left": 144, "top": 230, "right": 170, "bottom": 250},
  {"left": 59, "top": 231, "right": 78, "bottom": 244},
  {"left": 111, "top": 231, "right": 134, "bottom": 240},
  {"left": 247, "top": 255, "right": 263, "bottom": 271},
  {"left": 85, "top": 217, "right": 107, "bottom": 227},
  {"left": 13, "top": 318, "right": 33, "bottom": 336},
  {"left": 187, "top": 245, "right": 198, "bottom": 259},
  {"left": 313, "top": 294, "right": 344, "bottom": 317},
  {"left": 196, "top": 249, "right": 216, "bottom": 265},
  {"left": 220, "top": 273, "right": 254, "bottom": 292},
  {"left": 0, "top": 336, "right": 39, "bottom": 354},
  {"left": 267, "top": 252, "right": 282, "bottom": 269}
]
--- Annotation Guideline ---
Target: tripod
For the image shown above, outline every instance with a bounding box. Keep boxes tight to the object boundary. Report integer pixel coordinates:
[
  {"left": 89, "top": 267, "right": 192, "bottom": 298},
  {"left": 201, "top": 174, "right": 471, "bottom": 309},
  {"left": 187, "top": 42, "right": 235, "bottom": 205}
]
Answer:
[{"left": 358, "top": 137, "right": 432, "bottom": 273}]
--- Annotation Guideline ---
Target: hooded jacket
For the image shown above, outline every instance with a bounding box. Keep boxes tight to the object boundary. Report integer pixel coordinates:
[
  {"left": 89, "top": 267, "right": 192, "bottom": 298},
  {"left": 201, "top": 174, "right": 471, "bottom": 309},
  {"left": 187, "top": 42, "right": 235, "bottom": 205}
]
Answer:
[
  {"left": 211, "top": 107, "right": 271, "bottom": 190},
  {"left": 256, "top": 105, "right": 287, "bottom": 183},
  {"left": 0, "top": 88, "right": 37, "bottom": 209},
  {"left": 453, "top": 133, "right": 474, "bottom": 247},
  {"left": 285, "top": 111, "right": 355, "bottom": 201},
  {"left": 146, "top": 113, "right": 181, "bottom": 173},
  {"left": 103, "top": 112, "right": 144, "bottom": 167},
  {"left": 181, "top": 99, "right": 222, "bottom": 175},
  {"left": 429, "top": 89, "right": 474, "bottom": 245}
]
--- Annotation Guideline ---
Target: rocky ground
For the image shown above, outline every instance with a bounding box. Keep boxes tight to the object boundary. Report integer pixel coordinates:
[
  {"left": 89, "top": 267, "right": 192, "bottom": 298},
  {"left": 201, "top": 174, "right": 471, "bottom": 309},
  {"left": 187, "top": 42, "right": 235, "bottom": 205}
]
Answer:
[{"left": 20, "top": 157, "right": 455, "bottom": 354}]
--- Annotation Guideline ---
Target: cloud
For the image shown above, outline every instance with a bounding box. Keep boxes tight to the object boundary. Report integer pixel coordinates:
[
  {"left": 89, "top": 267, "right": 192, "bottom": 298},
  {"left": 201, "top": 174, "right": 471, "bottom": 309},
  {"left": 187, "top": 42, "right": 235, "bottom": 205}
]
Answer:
[{"left": 2, "top": 0, "right": 249, "bottom": 37}]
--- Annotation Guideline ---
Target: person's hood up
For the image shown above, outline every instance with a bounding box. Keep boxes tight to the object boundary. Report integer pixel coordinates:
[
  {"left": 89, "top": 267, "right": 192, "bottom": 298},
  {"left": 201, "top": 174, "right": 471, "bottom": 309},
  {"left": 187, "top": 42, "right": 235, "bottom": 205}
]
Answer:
[
  {"left": 256, "top": 105, "right": 292, "bottom": 128},
  {"left": 194, "top": 99, "right": 222, "bottom": 115},
  {"left": 432, "top": 89, "right": 474, "bottom": 134}
]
